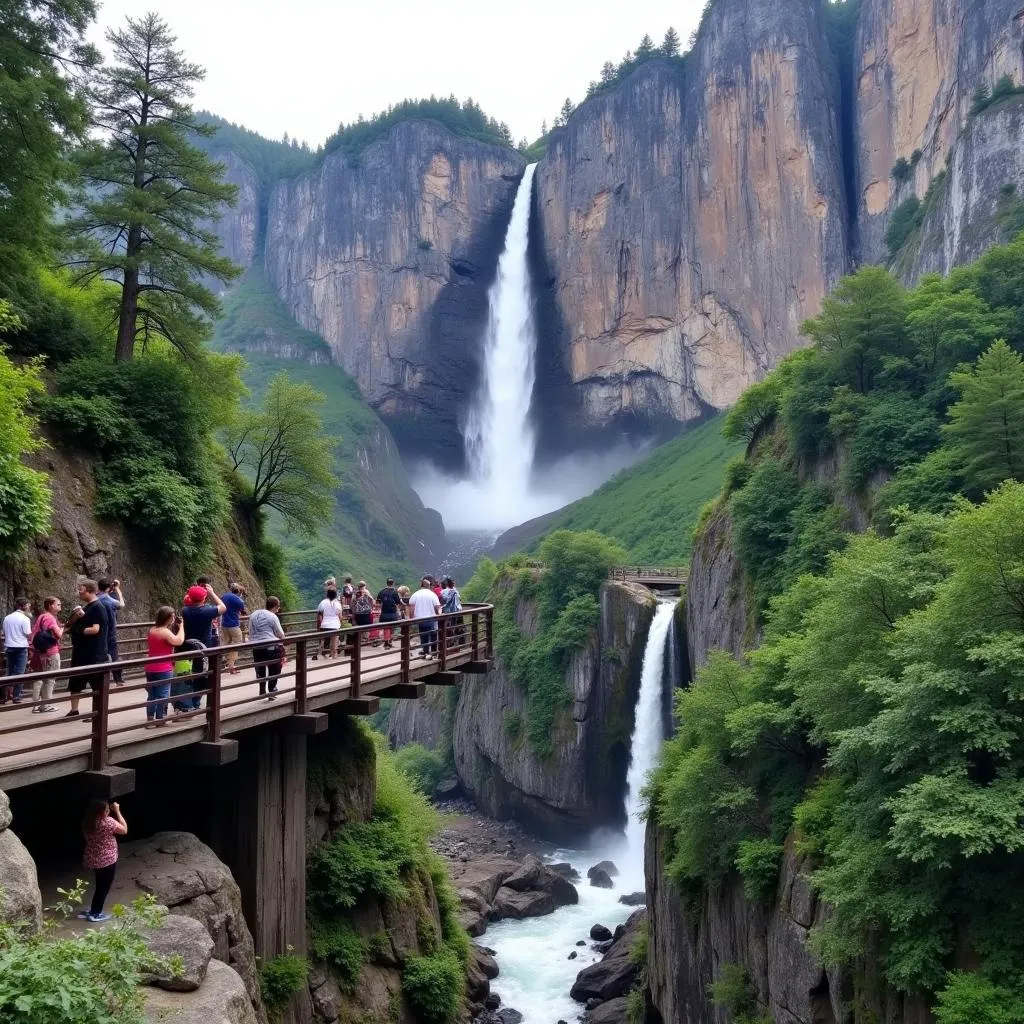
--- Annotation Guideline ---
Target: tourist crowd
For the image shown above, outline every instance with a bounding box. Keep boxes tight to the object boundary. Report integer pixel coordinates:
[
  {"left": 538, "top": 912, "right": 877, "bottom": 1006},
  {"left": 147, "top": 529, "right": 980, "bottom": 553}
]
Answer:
[{"left": 0, "top": 572, "right": 464, "bottom": 724}]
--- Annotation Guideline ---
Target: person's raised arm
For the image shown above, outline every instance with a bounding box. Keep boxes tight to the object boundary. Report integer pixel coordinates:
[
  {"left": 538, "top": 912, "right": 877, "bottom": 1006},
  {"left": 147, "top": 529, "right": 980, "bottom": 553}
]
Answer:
[
  {"left": 158, "top": 621, "right": 185, "bottom": 647},
  {"left": 111, "top": 581, "right": 125, "bottom": 609},
  {"left": 207, "top": 584, "right": 227, "bottom": 614},
  {"left": 108, "top": 801, "right": 128, "bottom": 835}
]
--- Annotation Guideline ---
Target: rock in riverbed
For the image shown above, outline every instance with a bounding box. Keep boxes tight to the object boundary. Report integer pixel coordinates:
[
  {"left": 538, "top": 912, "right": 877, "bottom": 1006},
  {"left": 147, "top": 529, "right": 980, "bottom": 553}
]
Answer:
[
  {"left": 590, "top": 923, "right": 612, "bottom": 941},
  {"left": 589, "top": 868, "right": 614, "bottom": 889},
  {"left": 587, "top": 860, "right": 618, "bottom": 879}
]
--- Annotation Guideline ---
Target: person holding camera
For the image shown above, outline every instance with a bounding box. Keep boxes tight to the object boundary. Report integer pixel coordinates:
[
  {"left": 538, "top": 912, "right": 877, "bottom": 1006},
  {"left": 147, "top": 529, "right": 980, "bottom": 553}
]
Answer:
[
  {"left": 146, "top": 607, "right": 185, "bottom": 726},
  {"left": 79, "top": 798, "right": 127, "bottom": 922},
  {"left": 97, "top": 577, "right": 125, "bottom": 685},
  {"left": 66, "top": 580, "right": 108, "bottom": 719}
]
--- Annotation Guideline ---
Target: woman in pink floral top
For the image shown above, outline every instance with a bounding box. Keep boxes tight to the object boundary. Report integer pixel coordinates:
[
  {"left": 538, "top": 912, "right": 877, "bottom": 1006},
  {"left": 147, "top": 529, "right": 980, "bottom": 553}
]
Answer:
[{"left": 79, "top": 799, "right": 128, "bottom": 922}]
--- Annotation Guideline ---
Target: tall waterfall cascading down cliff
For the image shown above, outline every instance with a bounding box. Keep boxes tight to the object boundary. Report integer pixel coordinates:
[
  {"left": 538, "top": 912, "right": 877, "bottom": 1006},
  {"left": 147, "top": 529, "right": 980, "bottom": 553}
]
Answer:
[
  {"left": 462, "top": 163, "right": 539, "bottom": 522},
  {"left": 619, "top": 599, "right": 675, "bottom": 887}
]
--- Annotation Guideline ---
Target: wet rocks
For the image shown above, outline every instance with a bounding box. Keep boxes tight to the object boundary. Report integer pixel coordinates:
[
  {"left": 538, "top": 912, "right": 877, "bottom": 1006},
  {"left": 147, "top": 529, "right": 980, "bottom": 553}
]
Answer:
[
  {"left": 619, "top": 892, "right": 646, "bottom": 906},
  {"left": 589, "top": 869, "right": 614, "bottom": 889},
  {"left": 588, "top": 861, "right": 619, "bottom": 879},
  {"left": 571, "top": 909, "right": 647, "bottom": 1005},
  {"left": 590, "top": 924, "right": 613, "bottom": 942}
]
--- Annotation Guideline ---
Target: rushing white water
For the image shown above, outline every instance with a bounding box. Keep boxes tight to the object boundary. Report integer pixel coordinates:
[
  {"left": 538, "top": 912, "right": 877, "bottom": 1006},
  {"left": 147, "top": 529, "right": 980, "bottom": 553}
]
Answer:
[
  {"left": 620, "top": 600, "right": 675, "bottom": 882},
  {"left": 486, "top": 601, "right": 677, "bottom": 1022},
  {"left": 463, "top": 162, "right": 539, "bottom": 504}
]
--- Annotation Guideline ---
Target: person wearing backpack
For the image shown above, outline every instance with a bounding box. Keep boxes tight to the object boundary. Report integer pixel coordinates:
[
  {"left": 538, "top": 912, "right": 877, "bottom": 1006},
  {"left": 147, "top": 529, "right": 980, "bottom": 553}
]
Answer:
[
  {"left": 440, "top": 577, "right": 463, "bottom": 649},
  {"left": 376, "top": 578, "right": 404, "bottom": 649},
  {"left": 348, "top": 582, "right": 374, "bottom": 655},
  {"left": 29, "top": 596, "right": 63, "bottom": 713}
]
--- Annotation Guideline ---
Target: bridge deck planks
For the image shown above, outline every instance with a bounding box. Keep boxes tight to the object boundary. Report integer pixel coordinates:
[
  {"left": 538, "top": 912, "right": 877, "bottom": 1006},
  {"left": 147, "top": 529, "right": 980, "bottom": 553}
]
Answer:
[{"left": 0, "top": 643, "right": 476, "bottom": 791}]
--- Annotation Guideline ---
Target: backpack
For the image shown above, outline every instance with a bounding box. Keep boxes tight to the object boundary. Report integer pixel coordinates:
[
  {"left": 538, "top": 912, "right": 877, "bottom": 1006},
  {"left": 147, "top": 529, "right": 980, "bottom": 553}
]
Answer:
[
  {"left": 32, "top": 627, "right": 56, "bottom": 653},
  {"left": 353, "top": 591, "right": 373, "bottom": 615},
  {"left": 442, "top": 589, "right": 461, "bottom": 614}
]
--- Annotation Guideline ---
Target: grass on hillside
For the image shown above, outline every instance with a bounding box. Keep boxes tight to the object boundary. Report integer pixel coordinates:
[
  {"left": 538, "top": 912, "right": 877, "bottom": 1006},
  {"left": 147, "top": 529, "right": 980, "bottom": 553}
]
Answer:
[
  {"left": 212, "top": 267, "right": 425, "bottom": 601},
  {"left": 518, "top": 416, "right": 740, "bottom": 563}
]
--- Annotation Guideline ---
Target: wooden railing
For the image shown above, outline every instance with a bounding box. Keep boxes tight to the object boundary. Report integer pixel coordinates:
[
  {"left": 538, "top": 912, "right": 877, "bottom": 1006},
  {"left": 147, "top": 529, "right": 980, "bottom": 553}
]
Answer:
[
  {"left": 608, "top": 566, "right": 689, "bottom": 582},
  {"left": 0, "top": 605, "right": 493, "bottom": 786}
]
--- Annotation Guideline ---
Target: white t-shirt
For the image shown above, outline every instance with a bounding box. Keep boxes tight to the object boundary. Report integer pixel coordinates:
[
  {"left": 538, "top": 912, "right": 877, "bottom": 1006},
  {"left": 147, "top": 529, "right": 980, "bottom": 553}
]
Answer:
[
  {"left": 409, "top": 588, "right": 440, "bottom": 620},
  {"left": 3, "top": 611, "right": 32, "bottom": 649},
  {"left": 318, "top": 598, "right": 342, "bottom": 629}
]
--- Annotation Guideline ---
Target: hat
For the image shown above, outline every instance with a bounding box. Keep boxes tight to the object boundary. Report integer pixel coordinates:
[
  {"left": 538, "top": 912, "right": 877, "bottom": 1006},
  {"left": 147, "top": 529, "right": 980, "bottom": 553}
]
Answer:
[
  {"left": 186, "top": 585, "right": 208, "bottom": 605},
  {"left": 358, "top": 580, "right": 366, "bottom": 587}
]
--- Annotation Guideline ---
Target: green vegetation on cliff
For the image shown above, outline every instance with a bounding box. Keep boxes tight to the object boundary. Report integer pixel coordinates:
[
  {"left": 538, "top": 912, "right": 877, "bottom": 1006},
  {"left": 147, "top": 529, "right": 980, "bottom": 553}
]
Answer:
[
  {"left": 467, "top": 530, "right": 625, "bottom": 758},
  {"left": 497, "top": 415, "right": 739, "bottom": 564},
  {"left": 307, "top": 723, "right": 467, "bottom": 1021},
  {"left": 652, "top": 237, "right": 1024, "bottom": 1018}
]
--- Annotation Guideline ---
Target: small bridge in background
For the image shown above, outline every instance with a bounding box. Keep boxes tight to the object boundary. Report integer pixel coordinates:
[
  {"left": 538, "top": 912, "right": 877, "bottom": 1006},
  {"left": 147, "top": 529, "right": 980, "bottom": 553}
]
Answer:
[{"left": 608, "top": 566, "right": 689, "bottom": 590}]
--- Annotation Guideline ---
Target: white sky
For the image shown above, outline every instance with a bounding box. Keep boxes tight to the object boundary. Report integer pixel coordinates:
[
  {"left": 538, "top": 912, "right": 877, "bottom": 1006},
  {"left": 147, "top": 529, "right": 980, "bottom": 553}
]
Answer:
[{"left": 92, "top": 0, "right": 704, "bottom": 146}]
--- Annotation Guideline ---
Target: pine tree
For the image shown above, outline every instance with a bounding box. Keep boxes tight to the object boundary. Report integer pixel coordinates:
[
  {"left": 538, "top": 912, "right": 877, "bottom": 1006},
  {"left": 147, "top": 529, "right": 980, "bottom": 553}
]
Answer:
[
  {"left": 636, "top": 33, "right": 655, "bottom": 59},
  {"left": 600, "top": 61, "right": 616, "bottom": 84},
  {"left": 540, "top": 119, "right": 548, "bottom": 136},
  {"left": 66, "top": 13, "right": 238, "bottom": 361},
  {"left": 662, "top": 26, "right": 681, "bottom": 56},
  {"left": 0, "top": 0, "right": 98, "bottom": 283},
  {"left": 559, "top": 97, "right": 574, "bottom": 126},
  {"left": 946, "top": 339, "right": 1024, "bottom": 493}
]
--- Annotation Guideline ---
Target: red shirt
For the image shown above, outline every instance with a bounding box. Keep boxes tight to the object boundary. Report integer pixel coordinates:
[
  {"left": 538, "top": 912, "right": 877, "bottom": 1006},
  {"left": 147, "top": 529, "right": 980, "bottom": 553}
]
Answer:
[
  {"left": 83, "top": 815, "right": 126, "bottom": 870},
  {"left": 147, "top": 630, "right": 175, "bottom": 673},
  {"left": 31, "top": 612, "right": 61, "bottom": 658}
]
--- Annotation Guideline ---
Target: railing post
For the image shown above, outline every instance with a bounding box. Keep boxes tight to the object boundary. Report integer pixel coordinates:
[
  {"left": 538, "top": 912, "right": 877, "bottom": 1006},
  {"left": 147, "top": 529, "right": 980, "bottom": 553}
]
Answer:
[
  {"left": 295, "top": 639, "right": 307, "bottom": 713},
  {"left": 350, "top": 626, "right": 361, "bottom": 698},
  {"left": 471, "top": 612, "right": 480, "bottom": 660},
  {"left": 401, "top": 621, "right": 411, "bottom": 684},
  {"left": 485, "top": 608, "right": 494, "bottom": 659},
  {"left": 439, "top": 613, "right": 448, "bottom": 671},
  {"left": 91, "top": 668, "right": 111, "bottom": 771},
  {"left": 208, "top": 650, "right": 222, "bottom": 741}
]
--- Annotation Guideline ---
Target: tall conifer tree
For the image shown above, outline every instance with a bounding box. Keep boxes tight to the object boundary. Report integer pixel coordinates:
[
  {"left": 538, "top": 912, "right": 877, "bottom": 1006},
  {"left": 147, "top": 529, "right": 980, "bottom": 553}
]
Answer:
[{"left": 66, "top": 12, "right": 238, "bottom": 361}]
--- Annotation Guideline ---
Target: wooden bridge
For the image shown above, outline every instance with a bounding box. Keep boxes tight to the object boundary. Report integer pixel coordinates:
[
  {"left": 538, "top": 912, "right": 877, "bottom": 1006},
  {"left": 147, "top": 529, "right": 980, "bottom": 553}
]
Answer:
[
  {"left": 608, "top": 566, "right": 689, "bottom": 589},
  {"left": 0, "top": 606, "right": 492, "bottom": 795}
]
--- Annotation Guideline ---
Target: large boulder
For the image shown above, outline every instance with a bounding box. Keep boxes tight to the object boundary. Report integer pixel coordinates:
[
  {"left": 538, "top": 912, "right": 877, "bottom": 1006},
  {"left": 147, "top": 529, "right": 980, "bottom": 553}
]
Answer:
[
  {"left": 144, "top": 957, "right": 259, "bottom": 1024},
  {"left": 571, "top": 910, "right": 646, "bottom": 1003},
  {"left": 589, "top": 869, "right": 614, "bottom": 889},
  {"left": 586, "top": 996, "right": 630, "bottom": 1023},
  {"left": 0, "top": 795, "right": 41, "bottom": 933},
  {"left": 115, "top": 832, "right": 262, "bottom": 1017},
  {"left": 141, "top": 914, "right": 215, "bottom": 992},
  {"left": 502, "top": 855, "right": 579, "bottom": 906},
  {"left": 447, "top": 855, "right": 519, "bottom": 904},
  {"left": 588, "top": 861, "right": 619, "bottom": 879},
  {"left": 491, "top": 887, "right": 556, "bottom": 920}
]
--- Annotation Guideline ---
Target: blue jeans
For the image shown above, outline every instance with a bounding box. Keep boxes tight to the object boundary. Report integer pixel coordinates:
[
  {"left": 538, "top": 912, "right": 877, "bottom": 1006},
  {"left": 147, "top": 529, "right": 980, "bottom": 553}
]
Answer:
[
  {"left": 4, "top": 647, "right": 27, "bottom": 701},
  {"left": 171, "top": 676, "right": 196, "bottom": 713},
  {"left": 145, "top": 670, "right": 173, "bottom": 720},
  {"left": 417, "top": 620, "right": 438, "bottom": 656}
]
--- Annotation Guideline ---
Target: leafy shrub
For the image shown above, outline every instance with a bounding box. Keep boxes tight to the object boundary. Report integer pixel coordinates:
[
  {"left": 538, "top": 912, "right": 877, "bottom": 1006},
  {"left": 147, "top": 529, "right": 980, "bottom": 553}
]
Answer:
[
  {"left": 626, "top": 987, "right": 646, "bottom": 1024},
  {"left": 629, "top": 919, "right": 649, "bottom": 968},
  {"left": 393, "top": 743, "right": 446, "bottom": 797},
  {"left": 709, "top": 964, "right": 772, "bottom": 1023},
  {"left": 503, "top": 710, "right": 523, "bottom": 743},
  {"left": 308, "top": 919, "right": 369, "bottom": 989},
  {"left": 885, "top": 196, "right": 923, "bottom": 258},
  {"left": 259, "top": 953, "right": 309, "bottom": 1021},
  {"left": 891, "top": 157, "right": 913, "bottom": 183},
  {"left": 401, "top": 947, "right": 464, "bottom": 1024},
  {"left": 0, "top": 886, "right": 172, "bottom": 1024},
  {"left": 723, "top": 455, "right": 753, "bottom": 495},
  {"left": 844, "top": 394, "right": 940, "bottom": 489},
  {"left": 735, "top": 839, "right": 783, "bottom": 903},
  {"left": 933, "top": 972, "right": 1024, "bottom": 1024}
]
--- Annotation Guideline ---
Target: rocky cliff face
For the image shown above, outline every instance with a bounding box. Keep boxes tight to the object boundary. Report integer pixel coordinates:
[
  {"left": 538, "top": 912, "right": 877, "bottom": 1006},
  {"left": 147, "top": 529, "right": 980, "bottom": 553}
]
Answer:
[
  {"left": 450, "top": 581, "right": 655, "bottom": 841},
  {"left": 645, "top": 825, "right": 931, "bottom": 1024},
  {"left": 903, "top": 97, "right": 1024, "bottom": 278},
  {"left": 532, "top": 0, "right": 849, "bottom": 450},
  {"left": 265, "top": 124, "right": 525, "bottom": 466},
  {"left": 211, "top": 151, "right": 261, "bottom": 287},
  {"left": 854, "top": 0, "right": 1024, "bottom": 264}
]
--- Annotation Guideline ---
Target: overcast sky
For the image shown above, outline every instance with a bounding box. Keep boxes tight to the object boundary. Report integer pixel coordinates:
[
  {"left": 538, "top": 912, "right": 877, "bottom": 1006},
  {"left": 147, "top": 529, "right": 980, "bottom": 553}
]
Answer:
[{"left": 91, "top": 0, "right": 705, "bottom": 147}]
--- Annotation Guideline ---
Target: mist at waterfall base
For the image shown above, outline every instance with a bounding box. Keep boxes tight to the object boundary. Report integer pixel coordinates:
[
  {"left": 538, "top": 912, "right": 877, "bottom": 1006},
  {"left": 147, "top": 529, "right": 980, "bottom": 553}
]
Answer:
[
  {"left": 484, "top": 601, "right": 676, "bottom": 1023},
  {"left": 412, "top": 161, "right": 651, "bottom": 533}
]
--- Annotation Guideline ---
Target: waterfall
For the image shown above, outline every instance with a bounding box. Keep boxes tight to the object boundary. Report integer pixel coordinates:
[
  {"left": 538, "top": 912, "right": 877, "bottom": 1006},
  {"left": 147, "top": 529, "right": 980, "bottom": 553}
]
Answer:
[
  {"left": 620, "top": 600, "right": 676, "bottom": 885},
  {"left": 461, "top": 163, "right": 539, "bottom": 514}
]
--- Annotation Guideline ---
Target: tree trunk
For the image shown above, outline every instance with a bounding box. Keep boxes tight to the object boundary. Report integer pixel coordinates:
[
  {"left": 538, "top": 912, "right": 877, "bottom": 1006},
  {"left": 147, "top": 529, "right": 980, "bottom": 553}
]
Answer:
[{"left": 114, "top": 264, "right": 139, "bottom": 362}]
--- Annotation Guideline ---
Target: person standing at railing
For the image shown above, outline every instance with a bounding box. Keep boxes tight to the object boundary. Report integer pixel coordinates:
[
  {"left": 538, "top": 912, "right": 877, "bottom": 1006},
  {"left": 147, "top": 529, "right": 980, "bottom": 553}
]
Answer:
[
  {"left": 440, "top": 577, "right": 463, "bottom": 648},
  {"left": 79, "top": 798, "right": 127, "bottom": 923},
  {"left": 409, "top": 578, "right": 441, "bottom": 659},
  {"left": 181, "top": 584, "right": 226, "bottom": 709},
  {"left": 146, "top": 607, "right": 185, "bottom": 726},
  {"left": 28, "top": 596, "right": 63, "bottom": 713},
  {"left": 249, "top": 596, "right": 286, "bottom": 700},
  {"left": 314, "top": 587, "right": 343, "bottom": 660},
  {"left": 376, "top": 578, "right": 403, "bottom": 649},
  {"left": 220, "top": 583, "right": 247, "bottom": 675},
  {"left": 66, "top": 580, "right": 109, "bottom": 719},
  {"left": 97, "top": 578, "right": 125, "bottom": 686},
  {"left": 1, "top": 597, "right": 32, "bottom": 705}
]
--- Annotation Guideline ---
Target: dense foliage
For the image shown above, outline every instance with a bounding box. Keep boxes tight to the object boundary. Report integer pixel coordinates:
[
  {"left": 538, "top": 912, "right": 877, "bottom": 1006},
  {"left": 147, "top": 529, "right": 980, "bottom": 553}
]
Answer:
[
  {"left": 322, "top": 97, "right": 514, "bottom": 166},
  {"left": 307, "top": 727, "right": 466, "bottom": 1019},
  {"left": 258, "top": 954, "right": 309, "bottom": 1022},
  {"left": 0, "top": 887, "right": 172, "bottom": 1023},
  {"left": 393, "top": 743, "right": 447, "bottom": 797},
  {"left": 198, "top": 111, "right": 316, "bottom": 183},
  {"left": 652, "top": 235, "right": 1024, "bottom": 1018},
  {"left": 466, "top": 530, "right": 625, "bottom": 758}
]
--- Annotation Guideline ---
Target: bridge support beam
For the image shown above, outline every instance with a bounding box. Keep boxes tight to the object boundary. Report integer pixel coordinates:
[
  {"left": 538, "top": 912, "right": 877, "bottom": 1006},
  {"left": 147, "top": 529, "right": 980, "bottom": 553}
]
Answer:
[{"left": 82, "top": 766, "right": 136, "bottom": 799}]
